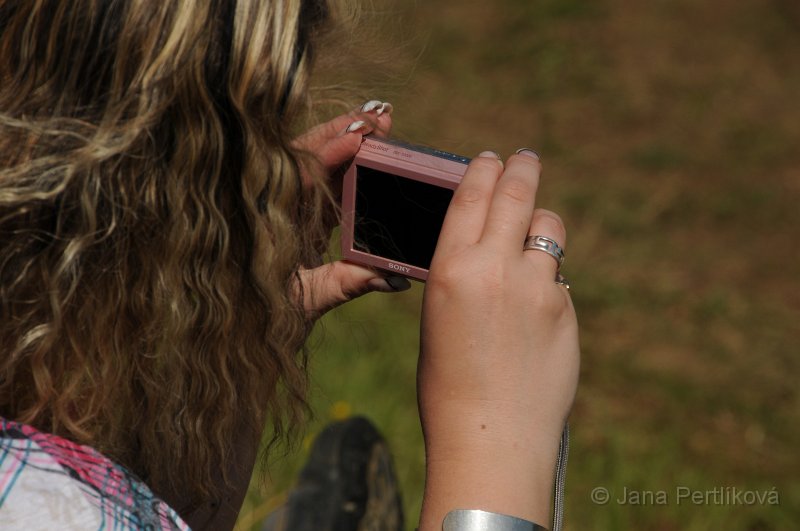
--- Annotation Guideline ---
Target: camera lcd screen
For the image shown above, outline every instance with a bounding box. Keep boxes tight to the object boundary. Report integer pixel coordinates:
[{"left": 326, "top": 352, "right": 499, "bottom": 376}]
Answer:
[{"left": 353, "top": 165, "right": 454, "bottom": 270}]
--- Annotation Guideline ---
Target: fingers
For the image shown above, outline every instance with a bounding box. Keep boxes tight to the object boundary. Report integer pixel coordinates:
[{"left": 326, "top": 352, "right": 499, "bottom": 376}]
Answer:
[
  {"left": 435, "top": 151, "right": 504, "bottom": 256},
  {"left": 299, "top": 261, "right": 411, "bottom": 317},
  {"left": 295, "top": 101, "right": 393, "bottom": 147},
  {"left": 293, "top": 100, "right": 393, "bottom": 179},
  {"left": 293, "top": 100, "right": 392, "bottom": 190},
  {"left": 356, "top": 100, "right": 393, "bottom": 138},
  {"left": 312, "top": 111, "right": 394, "bottom": 173},
  {"left": 524, "top": 209, "right": 567, "bottom": 279},
  {"left": 481, "top": 149, "right": 542, "bottom": 254}
]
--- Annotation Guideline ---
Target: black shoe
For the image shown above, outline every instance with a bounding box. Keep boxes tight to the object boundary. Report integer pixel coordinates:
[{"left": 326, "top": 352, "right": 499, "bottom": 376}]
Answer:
[{"left": 262, "top": 416, "right": 404, "bottom": 531}]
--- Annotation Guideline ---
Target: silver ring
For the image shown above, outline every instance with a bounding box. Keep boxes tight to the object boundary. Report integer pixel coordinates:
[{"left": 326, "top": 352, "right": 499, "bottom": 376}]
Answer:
[
  {"left": 523, "top": 235, "right": 565, "bottom": 269},
  {"left": 555, "top": 273, "right": 570, "bottom": 290}
]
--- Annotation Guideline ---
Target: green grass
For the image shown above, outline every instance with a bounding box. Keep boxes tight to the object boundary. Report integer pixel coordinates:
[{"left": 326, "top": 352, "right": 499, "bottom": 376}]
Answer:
[{"left": 236, "top": 0, "right": 800, "bottom": 529}]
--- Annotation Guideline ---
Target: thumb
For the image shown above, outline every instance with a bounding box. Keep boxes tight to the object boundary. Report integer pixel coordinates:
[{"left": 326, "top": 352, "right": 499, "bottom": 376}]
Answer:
[{"left": 299, "top": 261, "right": 411, "bottom": 316}]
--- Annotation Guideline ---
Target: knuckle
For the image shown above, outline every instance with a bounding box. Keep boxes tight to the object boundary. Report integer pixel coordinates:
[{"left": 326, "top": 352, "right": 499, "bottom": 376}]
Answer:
[
  {"left": 452, "top": 186, "right": 486, "bottom": 208},
  {"left": 325, "top": 262, "right": 357, "bottom": 302},
  {"left": 429, "top": 254, "right": 506, "bottom": 295},
  {"left": 428, "top": 258, "right": 469, "bottom": 288},
  {"left": 534, "top": 208, "right": 564, "bottom": 228},
  {"left": 534, "top": 209, "right": 565, "bottom": 230},
  {"left": 525, "top": 287, "right": 558, "bottom": 318},
  {"left": 532, "top": 209, "right": 567, "bottom": 245},
  {"left": 536, "top": 286, "right": 573, "bottom": 320},
  {"left": 499, "top": 177, "right": 533, "bottom": 204}
]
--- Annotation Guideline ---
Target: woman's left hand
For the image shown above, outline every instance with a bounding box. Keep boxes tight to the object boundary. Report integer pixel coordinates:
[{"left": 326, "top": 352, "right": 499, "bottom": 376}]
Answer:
[{"left": 293, "top": 101, "right": 411, "bottom": 317}]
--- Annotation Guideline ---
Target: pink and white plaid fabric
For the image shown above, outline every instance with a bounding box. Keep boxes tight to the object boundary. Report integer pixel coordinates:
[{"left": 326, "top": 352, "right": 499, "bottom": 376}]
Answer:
[{"left": 0, "top": 417, "right": 190, "bottom": 530}]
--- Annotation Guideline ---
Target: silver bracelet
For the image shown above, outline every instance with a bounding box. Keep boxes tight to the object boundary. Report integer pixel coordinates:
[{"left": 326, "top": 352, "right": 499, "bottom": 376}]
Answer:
[{"left": 442, "top": 509, "right": 548, "bottom": 531}]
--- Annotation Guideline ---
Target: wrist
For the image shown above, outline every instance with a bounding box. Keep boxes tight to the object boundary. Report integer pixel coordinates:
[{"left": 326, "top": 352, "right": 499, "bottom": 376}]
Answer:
[
  {"left": 420, "top": 431, "right": 559, "bottom": 531},
  {"left": 423, "top": 446, "right": 555, "bottom": 518},
  {"left": 418, "top": 399, "right": 564, "bottom": 530}
]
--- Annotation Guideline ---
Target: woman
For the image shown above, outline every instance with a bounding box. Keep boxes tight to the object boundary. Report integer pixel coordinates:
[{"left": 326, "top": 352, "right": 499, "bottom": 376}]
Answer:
[{"left": 0, "top": 1, "right": 579, "bottom": 530}]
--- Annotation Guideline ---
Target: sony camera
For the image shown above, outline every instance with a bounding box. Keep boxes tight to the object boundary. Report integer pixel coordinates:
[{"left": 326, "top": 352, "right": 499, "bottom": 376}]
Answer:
[{"left": 341, "top": 136, "right": 470, "bottom": 281}]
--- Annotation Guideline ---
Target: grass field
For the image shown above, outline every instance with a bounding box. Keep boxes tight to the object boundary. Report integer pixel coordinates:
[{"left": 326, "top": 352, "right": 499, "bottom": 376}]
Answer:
[{"left": 236, "top": 1, "right": 800, "bottom": 529}]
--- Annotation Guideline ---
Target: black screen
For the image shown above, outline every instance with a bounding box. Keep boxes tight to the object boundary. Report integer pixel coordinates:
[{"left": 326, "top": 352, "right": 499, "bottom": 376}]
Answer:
[{"left": 353, "top": 166, "right": 454, "bottom": 270}]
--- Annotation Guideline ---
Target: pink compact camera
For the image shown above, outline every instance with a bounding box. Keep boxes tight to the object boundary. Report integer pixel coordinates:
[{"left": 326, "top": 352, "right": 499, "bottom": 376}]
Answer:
[{"left": 341, "top": 136, "right": 470, "bottom": 281}]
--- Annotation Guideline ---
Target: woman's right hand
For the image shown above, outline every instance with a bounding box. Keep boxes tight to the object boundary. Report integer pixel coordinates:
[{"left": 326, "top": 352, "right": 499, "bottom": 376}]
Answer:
[{"left": 417, "top": 150, "right": 580, "bottom": 530}]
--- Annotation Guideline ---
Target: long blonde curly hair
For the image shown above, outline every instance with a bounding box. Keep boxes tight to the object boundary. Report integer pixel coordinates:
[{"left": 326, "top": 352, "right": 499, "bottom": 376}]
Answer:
[{"left": 0, "top": 0, "right": 334, "bottom": 503}]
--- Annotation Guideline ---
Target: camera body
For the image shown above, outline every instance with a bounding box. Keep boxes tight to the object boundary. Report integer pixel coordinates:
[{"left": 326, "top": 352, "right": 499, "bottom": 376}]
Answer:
[{"left": 341, "top": 136, "right": 470, "bottom": 281}]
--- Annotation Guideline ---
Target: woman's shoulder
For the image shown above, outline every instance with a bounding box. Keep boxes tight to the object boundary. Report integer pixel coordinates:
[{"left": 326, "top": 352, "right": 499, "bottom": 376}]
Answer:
[{"left": 0, "top": 417, "right": 191, "bottom": 530}]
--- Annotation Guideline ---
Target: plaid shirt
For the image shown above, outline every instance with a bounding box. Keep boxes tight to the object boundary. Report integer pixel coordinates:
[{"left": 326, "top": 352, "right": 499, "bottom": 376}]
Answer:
[{"left": 0, "top": 417, "right": 190, "bottom": 530}]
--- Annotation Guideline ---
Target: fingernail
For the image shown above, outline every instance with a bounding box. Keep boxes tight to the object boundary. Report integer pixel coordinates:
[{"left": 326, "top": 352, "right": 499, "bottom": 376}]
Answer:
[
  {"left": 368, "top": 276, "right": 411, "bottom": 293},
  {"left": 515, "top": 148, "right": 541, "bottom": 160},
  {"left": 478, "top": 151, "right": 504, "bottom": 166},
  {"left": 343, "top": 120, "right": 368, "bottom": 134},
  {"left": 360, "top": 100, "right": 382, "bottom": 112},
  {"left": 386, "top": 276, "right": 411, "bottom": 291},
  {"left": 360, "top": 100, "right": 393, "bottom": 116},
  {"left": 377, "top": 102, "right": 393, "bottom": 115}
]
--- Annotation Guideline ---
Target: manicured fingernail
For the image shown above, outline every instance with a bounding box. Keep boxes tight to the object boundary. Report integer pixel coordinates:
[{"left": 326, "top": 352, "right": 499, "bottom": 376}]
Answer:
[
  {"left": 386, "top": 276, "right": 410, "bottom": 291},
  {"left": 368, "top": 276, "right": 411, "bottom": 293},
  {"left": 361, "top": 100, "right": 382, "bottom": 112},
  {"left": 377, "top": 102, "right": 393, "bottom": 115},
  {"left": 360, "top": 100, "right": 393, "bottom": 116},
  {"left": 515, "top": 148, "right": 540, "bottom": 160},
  {"left": 343, "top": 120, "right": 368, "bottom": 134}
]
